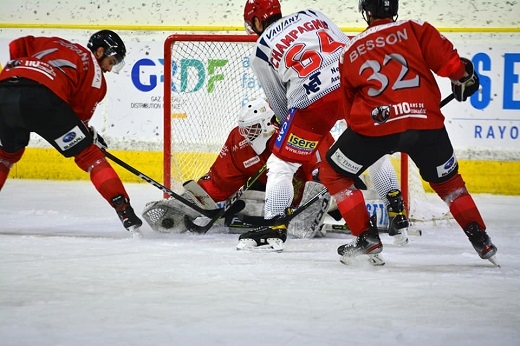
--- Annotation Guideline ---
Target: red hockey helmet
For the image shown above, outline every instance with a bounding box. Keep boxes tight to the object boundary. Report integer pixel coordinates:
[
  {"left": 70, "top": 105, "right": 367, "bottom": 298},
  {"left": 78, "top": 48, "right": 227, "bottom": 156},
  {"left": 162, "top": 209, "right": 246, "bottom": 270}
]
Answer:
[{"left": 243, "top": 0, "right": 282, "bottom": 34}]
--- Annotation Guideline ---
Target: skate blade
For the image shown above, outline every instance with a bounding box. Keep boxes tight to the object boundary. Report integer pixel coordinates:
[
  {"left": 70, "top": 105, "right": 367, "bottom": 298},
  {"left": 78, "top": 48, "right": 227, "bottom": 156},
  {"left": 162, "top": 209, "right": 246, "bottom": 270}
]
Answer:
[
  {"left": 487, "top": 255, "right": 500, "bottom": 268},
  {"left": 391, "top": 231, "right": 409, "bottom": 247},
  {"left": 236, "top": 238, "right": 284, "bottom": 252},
  {"left": 128, "top": 226, "right": 143, "bottom": 239},
  {"left": 340, "top": 253, "right": 385, "bottom": 266},
  {"left": 368, "top": 253, "right": 385, "bottom": 266}
]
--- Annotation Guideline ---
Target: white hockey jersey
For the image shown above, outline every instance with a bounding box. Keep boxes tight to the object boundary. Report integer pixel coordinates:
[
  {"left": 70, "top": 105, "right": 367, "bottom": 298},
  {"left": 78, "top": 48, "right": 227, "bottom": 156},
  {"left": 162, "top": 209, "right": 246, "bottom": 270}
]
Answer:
[{"left": 251, "top": 9, "right": 349, "bottom": 122}]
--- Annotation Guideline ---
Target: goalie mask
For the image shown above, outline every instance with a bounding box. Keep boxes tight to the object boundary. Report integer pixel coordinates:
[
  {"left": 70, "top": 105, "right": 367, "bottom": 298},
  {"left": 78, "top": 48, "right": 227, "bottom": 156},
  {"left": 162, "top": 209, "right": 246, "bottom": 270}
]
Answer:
[
  {"left": 359, "top": 0, "right": 399, "bottom": 24},
  {"left": 88, "top": 30, "right": 126, "bottom": 73},
  {"left": 238, "top": 98, "right": 277, "bottom": 155}
]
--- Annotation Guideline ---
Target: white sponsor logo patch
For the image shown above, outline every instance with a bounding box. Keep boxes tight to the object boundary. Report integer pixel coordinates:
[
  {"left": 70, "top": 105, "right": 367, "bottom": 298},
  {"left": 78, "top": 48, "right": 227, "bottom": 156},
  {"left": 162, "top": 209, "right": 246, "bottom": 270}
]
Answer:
[
  {"left": 436, "top": 154, "right": 458, "bottom": 177},
  {"left": 330, "top": 149, "right": 362, "bottom": 174},
  {"left": 54, "top": 125, "right": 86, "bottom": 151},
  {"left": 238, "top": 138, "right": 250, "bottom": 149},
  {"left": 91, "top": 51, "right": 103, "bottom": 89},
  {"left": 243, "top": 156, "right": 261, "bottom": 169}
]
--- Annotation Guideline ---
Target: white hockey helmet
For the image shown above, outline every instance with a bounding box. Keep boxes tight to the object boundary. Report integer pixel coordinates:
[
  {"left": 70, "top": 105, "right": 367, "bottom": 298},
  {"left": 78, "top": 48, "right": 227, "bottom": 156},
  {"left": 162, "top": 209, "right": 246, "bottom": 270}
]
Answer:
[{"left": 238, "top": 98, "right": 277, "bottom": 155}]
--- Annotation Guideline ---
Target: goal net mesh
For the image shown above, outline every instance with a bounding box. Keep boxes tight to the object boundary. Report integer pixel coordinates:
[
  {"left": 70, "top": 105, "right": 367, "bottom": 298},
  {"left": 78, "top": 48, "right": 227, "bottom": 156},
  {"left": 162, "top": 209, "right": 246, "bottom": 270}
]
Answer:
[{"left": 164, "top": 34, "right": 262, "bottom": 192}]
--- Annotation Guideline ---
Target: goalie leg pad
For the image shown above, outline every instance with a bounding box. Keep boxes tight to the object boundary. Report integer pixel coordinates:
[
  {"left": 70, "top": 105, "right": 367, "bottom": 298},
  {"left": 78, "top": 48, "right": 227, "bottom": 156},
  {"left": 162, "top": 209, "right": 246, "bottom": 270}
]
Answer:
[
  {"left": 182, "top": 180, "right": 218, "bottom": 209},
  {"left": 288, "top": 181, "right": 331, "bottom": 239},
  {"left": 237, "top": 190, "right": 266, "bottom": 218}
]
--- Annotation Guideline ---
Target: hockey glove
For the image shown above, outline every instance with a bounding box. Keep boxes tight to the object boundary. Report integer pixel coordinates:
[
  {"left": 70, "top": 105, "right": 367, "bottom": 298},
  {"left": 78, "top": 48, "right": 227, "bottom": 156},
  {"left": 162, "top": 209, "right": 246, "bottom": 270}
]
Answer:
[
  {"left": 90, "top": 126, "right": 108, "bottom": 150},
  {"left": 451, "top": 57, "right": 480, "bottom": 102}
]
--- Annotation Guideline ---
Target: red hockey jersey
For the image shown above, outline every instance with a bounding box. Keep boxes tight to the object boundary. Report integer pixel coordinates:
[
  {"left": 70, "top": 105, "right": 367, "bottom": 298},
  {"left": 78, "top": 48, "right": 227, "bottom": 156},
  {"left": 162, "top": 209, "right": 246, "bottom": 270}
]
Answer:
[
  {"left": 0, "top": 36, "right": 106, "bottom": 125},
  {"left": 339, "top": 19, "right": 466, "bottom": 136}
]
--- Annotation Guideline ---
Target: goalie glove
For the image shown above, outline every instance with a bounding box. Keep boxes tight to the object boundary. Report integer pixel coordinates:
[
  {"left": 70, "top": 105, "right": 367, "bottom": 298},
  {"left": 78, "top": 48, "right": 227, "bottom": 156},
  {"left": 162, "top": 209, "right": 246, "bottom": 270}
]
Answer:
[
  {"left": 90, "top": 126, "right": 108, "bottom": 150},
  {"left": 451, "top": 57, "right": 480, "bottom": 102}
]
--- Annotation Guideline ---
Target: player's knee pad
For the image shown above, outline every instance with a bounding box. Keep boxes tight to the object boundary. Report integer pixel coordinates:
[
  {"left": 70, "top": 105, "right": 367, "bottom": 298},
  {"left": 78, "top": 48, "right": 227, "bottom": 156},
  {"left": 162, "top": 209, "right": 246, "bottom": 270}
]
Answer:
[
  {"left": 74, "top": 144, "right": 106, "bottom": 172},
  {"left": 0, "top": 147, "right": 25, "bottom": 168},
  {"left": 430, "top": 173, "right": 469, "bottom": 205},
  {"left": 317, "top": 161, "right": 356, "bottom": 197}
]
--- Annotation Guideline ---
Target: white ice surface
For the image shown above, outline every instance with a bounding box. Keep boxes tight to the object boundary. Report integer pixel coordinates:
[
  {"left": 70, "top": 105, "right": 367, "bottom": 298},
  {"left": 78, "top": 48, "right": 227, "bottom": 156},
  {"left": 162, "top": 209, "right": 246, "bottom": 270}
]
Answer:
[{"left": 1, "top": 179, "right": 519, "bottom": 346}]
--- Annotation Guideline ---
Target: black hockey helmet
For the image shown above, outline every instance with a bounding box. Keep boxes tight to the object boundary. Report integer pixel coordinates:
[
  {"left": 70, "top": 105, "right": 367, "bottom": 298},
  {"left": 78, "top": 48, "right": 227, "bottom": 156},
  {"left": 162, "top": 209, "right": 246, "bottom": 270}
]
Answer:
[
  {"left": 359, "top": 0, "right": 399, "bottom": 23},
  {"left": 87, "top": 30, "right": 126, "bottom": 64}
]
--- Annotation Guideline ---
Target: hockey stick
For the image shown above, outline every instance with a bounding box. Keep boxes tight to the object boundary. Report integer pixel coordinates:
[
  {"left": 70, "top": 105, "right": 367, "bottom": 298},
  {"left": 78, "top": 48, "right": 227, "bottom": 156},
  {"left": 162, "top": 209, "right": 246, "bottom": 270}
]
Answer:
[
  {"left": 103, "top": 150, "right": 221, "bottom": 218},
  {"left": 440, "top": 93, "right": 455, "bottom": 108},
  {"left": 322, "top": 223, "right": 422, "bottom": 236},
  {"left": 184, "top": 164, "right": 268, "bottom": 234}
]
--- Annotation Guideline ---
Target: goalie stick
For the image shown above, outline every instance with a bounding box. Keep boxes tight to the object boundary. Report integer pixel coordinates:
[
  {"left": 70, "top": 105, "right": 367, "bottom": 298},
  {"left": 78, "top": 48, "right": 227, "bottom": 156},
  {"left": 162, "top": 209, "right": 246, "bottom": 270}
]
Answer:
[
  {"left": 183, "top": 164, "right": 268, "bottom": 234},
  {"left": 322, "top": 223, "right": 423, "bottom": 236},
  {"left": 103, "top": 150, "right": 222, "bottom": 218}
]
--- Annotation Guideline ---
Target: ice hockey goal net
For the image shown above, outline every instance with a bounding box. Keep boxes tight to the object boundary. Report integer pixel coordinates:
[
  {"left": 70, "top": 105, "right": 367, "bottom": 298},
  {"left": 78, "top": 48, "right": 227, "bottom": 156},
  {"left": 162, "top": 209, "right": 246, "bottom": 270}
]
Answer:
[
  {"left": 163, "top": 34, "right": 449, "bottom": 221},
  {"left": 163, "top": 34, "right": 262, "bottom": 192}
]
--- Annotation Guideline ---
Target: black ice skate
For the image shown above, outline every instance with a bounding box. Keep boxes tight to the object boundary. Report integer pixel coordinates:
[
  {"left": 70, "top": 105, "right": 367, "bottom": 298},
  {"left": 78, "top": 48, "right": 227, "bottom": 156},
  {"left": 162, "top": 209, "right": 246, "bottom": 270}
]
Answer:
[
  {"left": 386, "top": 189, "right": 409, "bottom": 246},
  {"left": 337, "top": 215, "right": 384, "bottom": 265},
  {"left": 463, "top": 222, "right": 499, "bottom": 266},
  {"left": 112, "top": 194, "right": 143, "bottom": 237},
  {"left": 236, "top": 223, "right": 287, "bottom": 252}
]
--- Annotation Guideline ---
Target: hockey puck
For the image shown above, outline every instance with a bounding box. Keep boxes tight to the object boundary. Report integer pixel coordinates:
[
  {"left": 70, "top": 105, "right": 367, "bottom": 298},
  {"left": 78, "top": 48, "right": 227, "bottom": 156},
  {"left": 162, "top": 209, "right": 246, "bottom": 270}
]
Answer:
[{"left": 161, "top": 218, "right": 174, "bottom": 229}]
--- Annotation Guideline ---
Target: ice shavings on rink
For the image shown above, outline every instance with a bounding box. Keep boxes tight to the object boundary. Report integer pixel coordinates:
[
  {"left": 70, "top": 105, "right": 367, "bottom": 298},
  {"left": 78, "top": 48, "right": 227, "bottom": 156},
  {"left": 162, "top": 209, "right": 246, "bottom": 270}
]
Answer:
[{"left": 0, "top": 179, "right": 519, "bottom": 346}]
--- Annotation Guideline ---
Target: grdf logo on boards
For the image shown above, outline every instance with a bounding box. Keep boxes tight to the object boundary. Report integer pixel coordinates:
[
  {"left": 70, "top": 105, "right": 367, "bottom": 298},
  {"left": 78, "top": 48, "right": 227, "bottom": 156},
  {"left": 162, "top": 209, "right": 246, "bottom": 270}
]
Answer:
[{"left": 131, "top": 58, "right": 229, "bottom": 93}]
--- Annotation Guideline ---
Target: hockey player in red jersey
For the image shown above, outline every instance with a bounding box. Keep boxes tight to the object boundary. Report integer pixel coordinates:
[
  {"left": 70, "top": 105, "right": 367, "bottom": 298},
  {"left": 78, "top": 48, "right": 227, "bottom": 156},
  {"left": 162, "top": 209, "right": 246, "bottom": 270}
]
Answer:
[
  {"left": 319, "top": 0, "right": 498, "bottom": 266},
  {"left": 0, "top": 31, "right": 143, "bottom": 235}
]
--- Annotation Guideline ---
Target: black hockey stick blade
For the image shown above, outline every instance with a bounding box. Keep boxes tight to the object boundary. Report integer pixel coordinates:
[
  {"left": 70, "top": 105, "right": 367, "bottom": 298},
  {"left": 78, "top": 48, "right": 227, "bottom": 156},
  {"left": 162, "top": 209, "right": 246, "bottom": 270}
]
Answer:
[
  {"left": 103, "top": 150, "right": 221, "bottom": 218},
  {"left": 225, "top": 215, "right": 256, "bottom": 229},
  {"left": 324, "top": 223, "right": 422, "bottom": 236},
  {"left": 184, "top": 200, "right": 246, "bottom": 234}
]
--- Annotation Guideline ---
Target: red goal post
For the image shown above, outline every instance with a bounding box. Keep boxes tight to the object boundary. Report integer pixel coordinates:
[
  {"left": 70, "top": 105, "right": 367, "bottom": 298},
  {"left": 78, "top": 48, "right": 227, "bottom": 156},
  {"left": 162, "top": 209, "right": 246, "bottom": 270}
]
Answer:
[{"left": 162, "top": 34, "right": 441, "bottom": 220}]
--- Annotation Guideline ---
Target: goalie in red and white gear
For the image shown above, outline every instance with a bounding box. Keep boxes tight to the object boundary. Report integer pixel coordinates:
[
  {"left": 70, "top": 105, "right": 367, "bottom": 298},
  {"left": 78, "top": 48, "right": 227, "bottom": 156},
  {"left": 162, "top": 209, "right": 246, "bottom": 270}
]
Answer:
[
  {"left": 143, "top": 98, "right": 332, "bottom": 236},
  {"left": 0, "top": 30, "right": 143, "bottom": 235},
  {"left": 196, "top": 98, "right": 278, "bottom": 204}
]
